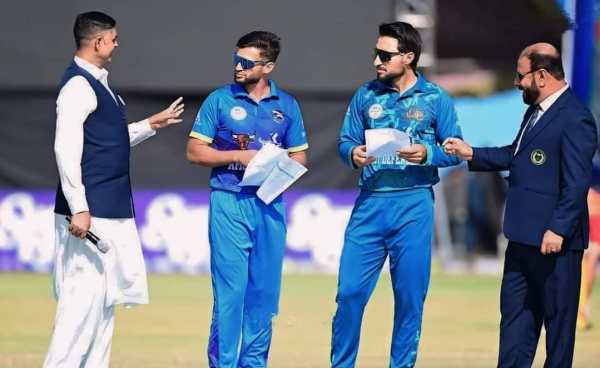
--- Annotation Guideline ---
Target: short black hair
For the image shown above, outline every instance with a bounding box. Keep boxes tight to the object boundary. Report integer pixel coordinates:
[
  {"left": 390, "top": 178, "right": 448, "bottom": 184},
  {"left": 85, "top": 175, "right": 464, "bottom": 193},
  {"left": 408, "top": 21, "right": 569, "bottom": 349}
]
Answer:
[
  {"left": 236, "top": 31, "right": 281, "bottom": 62},
  {"left": 527, "top": 52, "right": 565, "bottom": 80},
  {"left": 378, "top": 22, "right": 422, "bottom": 70},
  {"left": 73, "top": 11, "right": 116, "bottom": 49}
]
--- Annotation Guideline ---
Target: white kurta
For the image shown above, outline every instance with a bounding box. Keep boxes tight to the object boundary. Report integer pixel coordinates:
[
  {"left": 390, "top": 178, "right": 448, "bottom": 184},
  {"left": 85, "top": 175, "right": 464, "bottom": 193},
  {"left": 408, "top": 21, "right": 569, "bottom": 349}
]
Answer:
[{"left": 44, "top": 56, "right": 155, "bottom": 368}]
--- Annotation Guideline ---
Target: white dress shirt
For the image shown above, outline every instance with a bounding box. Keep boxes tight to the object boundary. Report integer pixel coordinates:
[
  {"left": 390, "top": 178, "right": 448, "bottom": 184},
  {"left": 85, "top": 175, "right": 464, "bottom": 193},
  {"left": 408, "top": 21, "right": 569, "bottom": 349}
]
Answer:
[
  {"left": 536, "top": 83, "right": 569, "bottom": 122},
  {"left": 54, "top": 56, "right": 156, "bottom": 214}
]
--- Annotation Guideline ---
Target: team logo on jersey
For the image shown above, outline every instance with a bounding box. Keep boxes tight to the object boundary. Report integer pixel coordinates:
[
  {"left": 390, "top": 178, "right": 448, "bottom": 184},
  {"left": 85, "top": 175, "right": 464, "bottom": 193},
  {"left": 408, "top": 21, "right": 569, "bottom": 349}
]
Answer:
[
  {"left": 230, "top": 106, "right": 247, "bottom": 121},
  {"left": 368, "top": 104, "right": 384, "bottom": 119},
  {"left": 405, "top": 107, "right": 425, "bottom": 121},
  {"left": 530, "top": 149, "right": 546, "bottom": 165},
  {"left": 232, "top": 133, "right": 255, "bottom": 150},
  {"left": 272, "top": 109, "right": 284, "bottom": 123},
  {"left": 258, "top": 133, "right": 282, "bottom": 147}
]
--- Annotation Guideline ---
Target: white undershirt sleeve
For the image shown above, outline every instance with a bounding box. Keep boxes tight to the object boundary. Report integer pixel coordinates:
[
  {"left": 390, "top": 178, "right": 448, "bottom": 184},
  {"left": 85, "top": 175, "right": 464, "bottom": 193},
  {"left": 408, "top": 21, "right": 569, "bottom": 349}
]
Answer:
[
  {"left": 54, "top": 76, "right": 97, "bottom": 214},
  {"left": 128, "top": 119, "right": 156, "bottom": 147}
]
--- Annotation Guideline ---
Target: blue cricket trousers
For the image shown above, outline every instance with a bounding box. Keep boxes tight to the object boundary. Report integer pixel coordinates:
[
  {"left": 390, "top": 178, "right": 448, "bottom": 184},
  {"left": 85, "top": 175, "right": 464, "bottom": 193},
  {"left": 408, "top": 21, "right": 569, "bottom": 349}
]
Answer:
[
  {"left": 331, "top": 188, "right": 434, "bottom": 368},
  {"left": 207, "top": 189, "right": 286, "bottom": 368}
]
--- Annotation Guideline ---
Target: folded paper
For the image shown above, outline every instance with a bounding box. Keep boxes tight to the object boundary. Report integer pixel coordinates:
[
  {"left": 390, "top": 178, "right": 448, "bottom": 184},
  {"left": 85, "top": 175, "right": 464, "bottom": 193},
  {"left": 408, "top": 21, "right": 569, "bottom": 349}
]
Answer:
[{"left": 240, "top": 143, "right": 307, "bottom": 204}]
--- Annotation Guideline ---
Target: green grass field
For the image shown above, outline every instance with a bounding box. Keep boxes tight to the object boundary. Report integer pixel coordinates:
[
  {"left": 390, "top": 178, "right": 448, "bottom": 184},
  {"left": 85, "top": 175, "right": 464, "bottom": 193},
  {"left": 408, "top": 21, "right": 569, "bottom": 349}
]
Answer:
[{"left": 1, "top": 271, "right": 599, "bottom": 367}]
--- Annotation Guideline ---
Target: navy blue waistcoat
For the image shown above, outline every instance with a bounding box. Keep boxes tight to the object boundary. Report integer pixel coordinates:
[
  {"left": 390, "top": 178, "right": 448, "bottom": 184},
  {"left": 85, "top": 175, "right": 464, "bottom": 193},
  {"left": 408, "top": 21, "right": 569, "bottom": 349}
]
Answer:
[{"left": 54, "top": 61, "right": 133, "bottom": 218}]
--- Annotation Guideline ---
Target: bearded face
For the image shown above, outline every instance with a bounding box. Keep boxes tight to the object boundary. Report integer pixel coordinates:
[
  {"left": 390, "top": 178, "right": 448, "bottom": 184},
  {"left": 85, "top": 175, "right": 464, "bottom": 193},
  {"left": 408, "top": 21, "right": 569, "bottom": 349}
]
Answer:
[{"left": 520, "top": 77, "right": 540, "bottom": 106}]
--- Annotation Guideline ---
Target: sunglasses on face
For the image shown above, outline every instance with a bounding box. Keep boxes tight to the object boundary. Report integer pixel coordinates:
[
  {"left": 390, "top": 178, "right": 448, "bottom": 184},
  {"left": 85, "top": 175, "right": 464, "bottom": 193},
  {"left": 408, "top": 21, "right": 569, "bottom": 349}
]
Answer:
[
  {"left": 232, "top": 54, "right": 269, "bottom": 70},
  {"left": 373, "top": 48, "right": 406, "bottom": 63}
]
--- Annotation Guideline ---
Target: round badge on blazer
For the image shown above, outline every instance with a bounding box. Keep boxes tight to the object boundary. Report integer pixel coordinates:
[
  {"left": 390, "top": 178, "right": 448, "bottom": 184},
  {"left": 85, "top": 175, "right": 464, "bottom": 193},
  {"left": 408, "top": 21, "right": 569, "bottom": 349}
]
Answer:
[
  {"left": 230, "top": 106, "right": 247, "bottom": 121},
  {"left": 530, "top": 149, "right": 546, "bottom": 165}
]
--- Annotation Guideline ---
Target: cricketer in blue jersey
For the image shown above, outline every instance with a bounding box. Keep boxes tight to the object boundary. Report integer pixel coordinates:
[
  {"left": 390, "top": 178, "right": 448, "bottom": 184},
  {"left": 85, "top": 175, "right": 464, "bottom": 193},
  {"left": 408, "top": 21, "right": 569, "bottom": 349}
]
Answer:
[
  {"left": 331, "top": 22, "right": 462, "bottom": 368},
  {"left": 186, "top": 31, "right": 308, "bottom": 368}
]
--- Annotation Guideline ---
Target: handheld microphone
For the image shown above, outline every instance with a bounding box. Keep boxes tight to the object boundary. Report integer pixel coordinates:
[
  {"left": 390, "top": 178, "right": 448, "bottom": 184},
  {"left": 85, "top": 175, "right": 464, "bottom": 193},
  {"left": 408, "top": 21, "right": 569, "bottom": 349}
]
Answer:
[{"left": 65, "top": 216, "right": 110, "bottom": 253}]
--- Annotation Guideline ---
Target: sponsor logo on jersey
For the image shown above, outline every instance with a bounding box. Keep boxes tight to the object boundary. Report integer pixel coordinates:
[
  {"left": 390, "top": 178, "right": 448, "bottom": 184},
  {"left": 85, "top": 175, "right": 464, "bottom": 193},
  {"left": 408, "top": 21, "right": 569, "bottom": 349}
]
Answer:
[
  {"left": 368, "top": 104, "right": 384, "bottom": 119},
  {"left": 232, "top": 133, "right": 256, "bottom": 150},
  {"left": 230, "top": 106, "right": 247, "bottom": 121},
  {"left": 405, "top": 107, "right": 425, "bottom": 121},
  {"left": 272, "top": 109, "right": 284, "bottom": 123}
]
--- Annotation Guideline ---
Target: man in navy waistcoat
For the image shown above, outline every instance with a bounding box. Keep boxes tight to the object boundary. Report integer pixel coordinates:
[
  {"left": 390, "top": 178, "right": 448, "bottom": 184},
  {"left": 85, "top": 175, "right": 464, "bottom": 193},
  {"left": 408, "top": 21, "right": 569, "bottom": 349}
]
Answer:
[{"left": 44, "top": 11, "right": 184, "bottom": 368}]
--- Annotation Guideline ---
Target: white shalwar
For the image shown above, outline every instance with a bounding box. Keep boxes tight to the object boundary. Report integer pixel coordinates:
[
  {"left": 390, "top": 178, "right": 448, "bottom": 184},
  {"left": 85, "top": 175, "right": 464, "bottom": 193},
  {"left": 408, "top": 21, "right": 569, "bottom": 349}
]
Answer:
[{"left": 44, "top": 56, "right": 155, "bottom": 368}]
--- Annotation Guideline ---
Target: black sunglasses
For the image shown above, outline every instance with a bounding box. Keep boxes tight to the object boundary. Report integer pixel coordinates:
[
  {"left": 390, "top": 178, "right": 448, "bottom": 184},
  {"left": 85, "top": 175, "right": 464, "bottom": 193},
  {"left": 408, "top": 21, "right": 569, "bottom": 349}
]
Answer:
[{"left": 373, "top": 48, "right": 406, "bottom": 63}]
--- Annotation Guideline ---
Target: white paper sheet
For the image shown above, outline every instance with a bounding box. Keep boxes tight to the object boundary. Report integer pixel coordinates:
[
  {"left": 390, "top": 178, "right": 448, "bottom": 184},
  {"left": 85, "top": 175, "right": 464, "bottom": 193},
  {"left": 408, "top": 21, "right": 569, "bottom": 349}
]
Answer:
[
  {"left": 257, "top": 156, "right": 308, "bottom": 204},
  {"left": 239, "top": 143, "right": 288, "bottom": 186},
  {"left": 239, "top": 144, "right": 308, "bottom": 204},
  {"left": 365, "top": 128, "right": 412, "bottom": 158}
]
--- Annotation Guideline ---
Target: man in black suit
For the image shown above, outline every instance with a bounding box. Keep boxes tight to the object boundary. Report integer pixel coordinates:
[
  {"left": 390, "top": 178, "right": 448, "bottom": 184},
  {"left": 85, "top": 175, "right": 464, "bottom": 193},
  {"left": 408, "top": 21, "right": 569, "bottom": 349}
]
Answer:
[{"left": 444, "top": 43, "right": 597, "bottom": 367}]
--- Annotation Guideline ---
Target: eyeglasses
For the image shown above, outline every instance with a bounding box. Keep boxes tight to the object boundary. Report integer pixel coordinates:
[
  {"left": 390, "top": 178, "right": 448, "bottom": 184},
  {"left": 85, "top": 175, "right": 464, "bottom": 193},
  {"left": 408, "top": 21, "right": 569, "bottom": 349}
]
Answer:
[
  {"left": 233, "top": 54, "right": 270, "bottom": 70},
  {"left": 515, "top": 69, "right": 542, "bottom": 82},
  {"left": 373, "top": 48, "right": 406, "bottom": 63}
]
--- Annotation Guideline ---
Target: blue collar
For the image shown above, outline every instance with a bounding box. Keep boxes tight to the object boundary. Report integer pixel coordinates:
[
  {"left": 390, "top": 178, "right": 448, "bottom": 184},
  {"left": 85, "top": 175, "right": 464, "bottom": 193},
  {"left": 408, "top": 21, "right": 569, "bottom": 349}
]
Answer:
[
  {"left": 373, "top": 72, "right": 426, "bottom": 98},
  {"left": 232, "top": 80, "right": 280, "bottom": 100}
]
